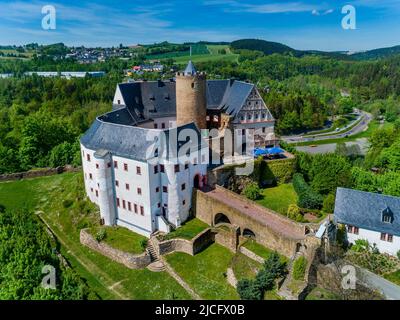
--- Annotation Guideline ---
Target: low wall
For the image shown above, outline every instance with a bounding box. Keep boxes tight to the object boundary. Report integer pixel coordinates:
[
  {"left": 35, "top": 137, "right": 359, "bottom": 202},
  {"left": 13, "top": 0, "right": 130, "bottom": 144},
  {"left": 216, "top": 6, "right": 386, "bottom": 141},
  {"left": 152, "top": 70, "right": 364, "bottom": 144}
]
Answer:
[
  {"left": 0, "top": 165, "right": 81, "bottom": 182},
  {"left": 155, "top": 228, "right": 215, "bottom": 256},
  {"left": 214, "top": 226, "right": 239, "bottom": 253},
  {"left": 239, "top": 246, "right": 265, "bottom": 264},
  {"left": 80, "top": 229, "right": 151, "bottom": 269}
]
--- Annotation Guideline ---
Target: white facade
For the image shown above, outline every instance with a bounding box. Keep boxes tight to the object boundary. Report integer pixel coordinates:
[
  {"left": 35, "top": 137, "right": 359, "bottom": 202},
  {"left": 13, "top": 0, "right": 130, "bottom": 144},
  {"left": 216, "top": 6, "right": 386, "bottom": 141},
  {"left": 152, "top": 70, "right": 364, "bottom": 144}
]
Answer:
[
  {"left": 345, "top": 225, "right": 400, "bottom": 256},
  {"left": 81, "top": 141, "right": 207, "bottom": 237}
]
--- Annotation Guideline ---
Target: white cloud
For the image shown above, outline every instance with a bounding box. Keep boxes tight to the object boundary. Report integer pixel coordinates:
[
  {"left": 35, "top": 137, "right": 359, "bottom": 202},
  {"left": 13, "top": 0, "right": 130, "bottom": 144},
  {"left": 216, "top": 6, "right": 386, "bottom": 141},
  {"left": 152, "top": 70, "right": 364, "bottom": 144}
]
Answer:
[{"left": 312, "top": 9, "right": 320, "bottom": 16}]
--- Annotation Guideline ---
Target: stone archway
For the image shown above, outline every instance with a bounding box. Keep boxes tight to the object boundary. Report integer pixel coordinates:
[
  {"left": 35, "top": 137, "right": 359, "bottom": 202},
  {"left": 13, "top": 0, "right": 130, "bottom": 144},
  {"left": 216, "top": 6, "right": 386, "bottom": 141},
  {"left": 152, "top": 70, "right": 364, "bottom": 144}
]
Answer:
[
  {"left": 243, "top": 228, "right": 256, "bottom": 239},
  {"left": 214, "top": 212, "right": 231, "bottom": 225}
]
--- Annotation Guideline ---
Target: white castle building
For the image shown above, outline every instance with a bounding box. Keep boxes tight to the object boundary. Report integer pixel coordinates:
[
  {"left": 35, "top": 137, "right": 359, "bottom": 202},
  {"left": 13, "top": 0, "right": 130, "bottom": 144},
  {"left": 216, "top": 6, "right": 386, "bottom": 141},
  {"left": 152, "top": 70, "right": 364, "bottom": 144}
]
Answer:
[{"left": 80, "top": 61, "right": 276, "bottom": 237}]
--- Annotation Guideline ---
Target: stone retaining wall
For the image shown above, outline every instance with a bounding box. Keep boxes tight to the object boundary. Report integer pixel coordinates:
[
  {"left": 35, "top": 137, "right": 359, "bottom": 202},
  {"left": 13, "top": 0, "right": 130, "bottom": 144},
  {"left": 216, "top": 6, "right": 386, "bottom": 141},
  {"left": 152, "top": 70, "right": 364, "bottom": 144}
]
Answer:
[
  {"left": 239, "top": 246, "right": 265, "bottom": 264},
  {"left": 80, "top": 229, "right": 151, "bottom": 269},
  {"left": 0, "top": 165, "right": 81, "bottom": 182},
  {"left": 155, "top": 228, "right": 215, "bottom": 256}
]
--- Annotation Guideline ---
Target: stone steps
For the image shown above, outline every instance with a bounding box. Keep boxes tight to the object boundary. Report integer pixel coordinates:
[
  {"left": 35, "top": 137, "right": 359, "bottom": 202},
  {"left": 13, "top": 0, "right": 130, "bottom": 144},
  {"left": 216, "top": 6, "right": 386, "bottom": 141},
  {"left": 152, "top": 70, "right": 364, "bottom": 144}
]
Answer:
[{"left": 147, "top": 260, "right": 166, "bottom": 272}]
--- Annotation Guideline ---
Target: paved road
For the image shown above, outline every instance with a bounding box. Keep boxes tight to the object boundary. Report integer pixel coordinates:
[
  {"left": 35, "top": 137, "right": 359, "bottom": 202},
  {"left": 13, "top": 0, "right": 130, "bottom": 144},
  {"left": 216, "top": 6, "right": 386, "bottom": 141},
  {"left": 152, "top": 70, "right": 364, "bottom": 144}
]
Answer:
[
  {"left": 356, "top": 266, "right": 400, "bottom": 300},
  {"left": 282, "top": 111, "right": 372, "bottom": 144},
  {"left": 295, "top": 138, "right": 370, "bottom": 155}
]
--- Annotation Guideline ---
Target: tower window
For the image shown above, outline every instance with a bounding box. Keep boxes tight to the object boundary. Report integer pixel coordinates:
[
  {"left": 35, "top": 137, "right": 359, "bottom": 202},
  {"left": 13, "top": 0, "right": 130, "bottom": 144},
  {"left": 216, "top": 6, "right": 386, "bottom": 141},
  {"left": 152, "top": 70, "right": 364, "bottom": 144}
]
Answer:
[
  {"left": 191, "top": 83, "right": 195, "bottom": 89},
  {"left": 128, "top": 202, "right": 132, "bottom": 211}
]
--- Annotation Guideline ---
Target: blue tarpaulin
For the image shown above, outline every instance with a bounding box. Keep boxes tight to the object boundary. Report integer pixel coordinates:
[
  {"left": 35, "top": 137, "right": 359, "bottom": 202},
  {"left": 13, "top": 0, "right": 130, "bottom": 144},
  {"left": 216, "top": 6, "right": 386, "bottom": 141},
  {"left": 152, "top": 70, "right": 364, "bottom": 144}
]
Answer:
[
  {"left": 253, "top": 148, "right": 268, "bottom": 156},
  {"left": 266, "top": 147, "right": 284, "bottom": 155}
]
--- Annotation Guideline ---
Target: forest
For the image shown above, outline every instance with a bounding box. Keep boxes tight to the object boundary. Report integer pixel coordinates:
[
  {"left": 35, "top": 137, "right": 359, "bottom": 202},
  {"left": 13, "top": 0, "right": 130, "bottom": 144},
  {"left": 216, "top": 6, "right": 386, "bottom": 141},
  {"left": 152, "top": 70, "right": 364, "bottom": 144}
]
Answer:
[{"left": 0, "top": 48, "right": 400, "bottom": 175}]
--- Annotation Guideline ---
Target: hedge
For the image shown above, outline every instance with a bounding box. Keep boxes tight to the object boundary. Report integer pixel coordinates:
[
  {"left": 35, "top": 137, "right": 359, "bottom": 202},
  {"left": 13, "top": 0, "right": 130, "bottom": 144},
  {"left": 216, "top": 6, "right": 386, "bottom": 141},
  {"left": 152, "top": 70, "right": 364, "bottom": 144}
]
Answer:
[
  {"left": 252, "top": 157, "right": 296, "bottom": 186},
  {"left": 293, "top": 173, "right": 323, "bottom": 209}
]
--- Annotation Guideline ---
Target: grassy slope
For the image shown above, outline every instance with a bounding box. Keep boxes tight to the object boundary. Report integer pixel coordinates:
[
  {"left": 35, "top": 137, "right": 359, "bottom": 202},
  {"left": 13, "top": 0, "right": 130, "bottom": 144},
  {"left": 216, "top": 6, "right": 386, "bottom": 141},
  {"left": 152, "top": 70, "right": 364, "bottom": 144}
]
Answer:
[
  {"left": 166, "top": 243, "right": 240, "bottom": 300},
  {"left": 0, "top": 173, "right": 191, "bottom": 300},
  {"left": 257, "top": 183, "right": 298, "bottom": 215},
  {"left": 172, "top": 45, "right": 238, "bottom": 65},
  {"left": 163, "top": 218, "right": 209, "bottom": 240},
  {"left": 243, "top": 240, "right": 289, "bottom": 262},
  {"left": 89, "top": 226, "right": 147, "bottom": 255}
]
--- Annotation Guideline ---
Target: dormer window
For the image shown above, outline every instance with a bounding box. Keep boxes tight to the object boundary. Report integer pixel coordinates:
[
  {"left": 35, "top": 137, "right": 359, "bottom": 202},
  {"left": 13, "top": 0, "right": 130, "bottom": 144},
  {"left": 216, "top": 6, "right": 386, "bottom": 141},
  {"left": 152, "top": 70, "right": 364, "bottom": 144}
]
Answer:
[{"left": 382, "top": 207, "right": 393, "bottom": 224}]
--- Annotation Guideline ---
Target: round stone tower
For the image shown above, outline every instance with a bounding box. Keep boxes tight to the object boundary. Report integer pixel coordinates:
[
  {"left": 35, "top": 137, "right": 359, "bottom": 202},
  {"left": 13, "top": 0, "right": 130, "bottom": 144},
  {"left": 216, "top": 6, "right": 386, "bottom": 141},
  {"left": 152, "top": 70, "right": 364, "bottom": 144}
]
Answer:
[{"left": 176, "top": 61, "right": 207, "bottom": 129}]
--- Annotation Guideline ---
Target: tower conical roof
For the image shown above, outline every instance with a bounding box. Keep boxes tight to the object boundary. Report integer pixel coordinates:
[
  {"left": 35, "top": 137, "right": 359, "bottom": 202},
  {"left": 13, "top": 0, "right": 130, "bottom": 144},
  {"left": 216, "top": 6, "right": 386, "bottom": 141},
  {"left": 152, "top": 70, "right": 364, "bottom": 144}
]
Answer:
[{"left": 184, "top": 60, "right": 197, "bottom": 76}]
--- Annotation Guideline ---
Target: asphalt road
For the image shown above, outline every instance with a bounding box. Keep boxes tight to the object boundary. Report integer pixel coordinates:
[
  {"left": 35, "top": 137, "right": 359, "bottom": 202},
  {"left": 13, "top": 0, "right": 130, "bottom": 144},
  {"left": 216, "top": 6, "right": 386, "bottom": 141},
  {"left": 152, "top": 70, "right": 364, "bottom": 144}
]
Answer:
[
  {"left": 282, "top": 111, "right": 372, "bottom": 144},
  {"left": 356, "top": 266, "right": 400, "bottom": 300}
]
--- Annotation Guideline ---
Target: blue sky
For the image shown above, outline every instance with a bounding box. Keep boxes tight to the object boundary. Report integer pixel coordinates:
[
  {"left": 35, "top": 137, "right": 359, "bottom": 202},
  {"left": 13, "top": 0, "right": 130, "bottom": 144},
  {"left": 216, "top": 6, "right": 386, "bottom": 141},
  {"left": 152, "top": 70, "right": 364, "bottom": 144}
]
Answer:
[{"left": 0, "top": 0, "right": 399, "bottom": 51}]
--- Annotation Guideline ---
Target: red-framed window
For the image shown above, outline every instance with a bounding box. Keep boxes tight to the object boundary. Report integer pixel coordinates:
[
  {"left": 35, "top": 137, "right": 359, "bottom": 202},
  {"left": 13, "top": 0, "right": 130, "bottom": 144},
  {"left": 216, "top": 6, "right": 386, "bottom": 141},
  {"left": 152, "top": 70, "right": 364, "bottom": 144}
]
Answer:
[
  {"left": 137, "top": 188, "right": 142, "bottom": 195},
  {"left": 134, "top": 204, "right": 138, "bottom": 214},
  {"left": 115, "top": 180, "right": 119, "bottom": 187},
  {"left": 87, "top": 154, "right": 91, "bottom": 162},
  {"left": 128, "top": 202, "right": 132, "bottom": 211},
  {"left": 140, "top": 206, "right": 144, "bottom": 216},
  {"left": 89, "top": 173, "right": 93, "bottom": 180},
  {"left": 107, "top": 162, "right": 111, "bottom": 168},
  {"left": 124, "top": 163, "right": 128, "bottom": 171},
  {"left": 95, "top": 190, "right": 99, "bottom": 197},
  {"left": 136, "top": 166, "right": 141, "bottom": 175},
  {"left": 116, "top": 198, "right": 120, "bottom": 207},
  {"left": 126, "top": 183, "right": 130, "bottom": 190},
  {"left": 96, "top": 163, "right": 99, "bottom": 169},
  {"left": 114, "top": 160, "right": 118, "bottom": 168},
  {"left": 122, "top": 200, "right": 126, "bottom": 209}
]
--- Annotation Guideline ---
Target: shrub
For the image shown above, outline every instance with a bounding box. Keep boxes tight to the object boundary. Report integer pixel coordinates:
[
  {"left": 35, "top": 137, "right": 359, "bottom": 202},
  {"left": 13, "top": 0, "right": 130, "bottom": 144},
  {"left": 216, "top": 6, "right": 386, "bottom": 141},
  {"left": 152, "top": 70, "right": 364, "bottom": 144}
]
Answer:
[
  {"left": 95, "top": 228, "right": 107, "bottom": 242},
  {"left": 350, "top": 239, "right": 370, "bottom": 253},
  {"left": 237, "top": 279, "right": 263, "bottom": 300},
  {"left": 292, "top": 256, "right": 307, "bottom": 281},
  {"left": 287, "top": 204, "right": 303, "bottom": 222},
  {"left": 293, "top": 173, "right": 323, "bottom": 209},
  {"left": 140, "top": 238, "right": 148, "bottom": 250},
  {"left": 62, "top": 199, "right": 73, "bottom": 208},
  {"left": 322, "top": 193, "right": 336, "bottom": 213},
  {"left": 242, "top": 182, "right": 261, "bottom": 201}
]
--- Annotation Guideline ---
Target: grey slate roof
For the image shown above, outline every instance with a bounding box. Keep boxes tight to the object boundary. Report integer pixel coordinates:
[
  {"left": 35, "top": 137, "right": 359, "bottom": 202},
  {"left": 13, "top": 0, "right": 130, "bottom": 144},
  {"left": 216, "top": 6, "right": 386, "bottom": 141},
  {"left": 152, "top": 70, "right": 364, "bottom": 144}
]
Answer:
[
  {"left": 334, "top": 188, "right": 400, "bottom": 236},
  {"left": 81, "top": 118, "right": 208, "bottom": 162},
  {"left": 80, "top": 118, "right": 156, "bottom": 161},
  {"left": 114, "top": 78, "right": 257, "bottom": 125}
]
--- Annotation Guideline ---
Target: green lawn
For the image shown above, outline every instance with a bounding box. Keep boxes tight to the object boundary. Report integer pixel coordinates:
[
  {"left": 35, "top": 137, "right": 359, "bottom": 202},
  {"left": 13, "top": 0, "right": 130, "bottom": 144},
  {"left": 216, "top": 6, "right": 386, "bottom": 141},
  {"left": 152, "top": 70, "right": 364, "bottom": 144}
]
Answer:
[
  {"left": 163, "top": 218, "right": 209, "bottom": 240},
  {"left": 89, "top": 226, "right": 147, "bottom": 255},
  {"left": 305, "top": 287, "right": 341, "bottom": 300},
  {"left": 166, "top": 243, "right": 240, "bottom": 300},
  {"left": 0, "top": 173, "right": 191, "bottom": 300},
  {"left": 257, "top": 183, "right": 298, "bottom": 215},
  {"left": 243, "top": 240, "right": 289, "bottom": 262},
  {"left": 230, "top": 253, "right": 262, "bottom": 281}
]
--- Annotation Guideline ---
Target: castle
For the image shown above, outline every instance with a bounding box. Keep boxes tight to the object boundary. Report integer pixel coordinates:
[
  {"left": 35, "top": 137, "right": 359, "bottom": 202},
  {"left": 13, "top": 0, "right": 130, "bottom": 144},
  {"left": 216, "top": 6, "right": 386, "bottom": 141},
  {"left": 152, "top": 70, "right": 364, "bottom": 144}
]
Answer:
[{"left": 80, "top": 61, "right": 276, "bottom": 237}]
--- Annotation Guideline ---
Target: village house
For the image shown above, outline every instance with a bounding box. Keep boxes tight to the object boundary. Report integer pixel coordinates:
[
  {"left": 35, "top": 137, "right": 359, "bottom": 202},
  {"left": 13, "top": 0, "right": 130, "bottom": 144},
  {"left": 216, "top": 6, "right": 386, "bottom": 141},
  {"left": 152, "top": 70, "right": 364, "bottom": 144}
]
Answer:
[{"left": 334, "top": 187, "right": 400, "bottom": 256}]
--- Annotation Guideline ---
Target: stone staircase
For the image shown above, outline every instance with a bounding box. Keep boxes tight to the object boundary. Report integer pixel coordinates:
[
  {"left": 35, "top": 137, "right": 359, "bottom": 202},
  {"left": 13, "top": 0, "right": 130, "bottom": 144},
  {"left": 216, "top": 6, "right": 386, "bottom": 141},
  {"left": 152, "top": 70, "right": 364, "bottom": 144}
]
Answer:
[
  {"left": 146, "top": 239, "right": 166, "bottom": 272},
  {"left": 278, "top": 252, "right": 303, "bottom": 300}
]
